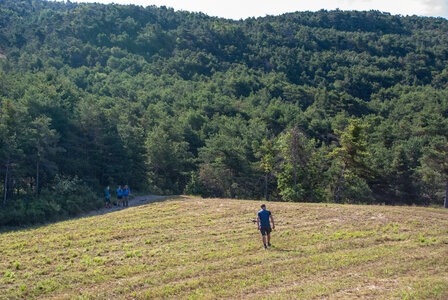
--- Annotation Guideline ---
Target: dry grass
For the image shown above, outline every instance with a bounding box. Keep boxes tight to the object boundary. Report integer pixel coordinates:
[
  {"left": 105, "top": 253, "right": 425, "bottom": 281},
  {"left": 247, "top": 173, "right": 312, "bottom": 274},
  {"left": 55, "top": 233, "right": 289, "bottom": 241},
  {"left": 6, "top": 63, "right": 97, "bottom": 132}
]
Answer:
[{"left": 1, "top": 196, "right": 448, "bottom": 299}]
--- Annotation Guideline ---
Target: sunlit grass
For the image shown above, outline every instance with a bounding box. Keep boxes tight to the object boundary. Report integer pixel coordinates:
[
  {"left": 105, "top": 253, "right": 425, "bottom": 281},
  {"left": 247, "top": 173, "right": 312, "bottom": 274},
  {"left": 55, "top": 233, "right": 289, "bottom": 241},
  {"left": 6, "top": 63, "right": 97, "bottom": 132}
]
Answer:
[{"left": 1, "top": 196, "right": 447, "bottom": 299}]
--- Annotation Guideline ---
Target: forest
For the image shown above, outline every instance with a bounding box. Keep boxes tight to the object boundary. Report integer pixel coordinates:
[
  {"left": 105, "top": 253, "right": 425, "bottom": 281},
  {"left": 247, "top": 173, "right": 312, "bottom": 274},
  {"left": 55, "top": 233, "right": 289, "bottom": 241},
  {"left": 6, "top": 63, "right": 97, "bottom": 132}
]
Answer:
[{"left": 0, "top": 0, "right": 448, "bottom": 225}]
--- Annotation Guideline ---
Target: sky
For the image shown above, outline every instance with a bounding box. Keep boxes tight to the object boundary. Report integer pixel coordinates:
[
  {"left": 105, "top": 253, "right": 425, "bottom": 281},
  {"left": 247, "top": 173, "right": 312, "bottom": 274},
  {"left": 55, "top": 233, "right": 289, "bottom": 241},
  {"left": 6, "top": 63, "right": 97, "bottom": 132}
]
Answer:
[{"left": 64, "top": 0, "right": 448, "bottom": 20}]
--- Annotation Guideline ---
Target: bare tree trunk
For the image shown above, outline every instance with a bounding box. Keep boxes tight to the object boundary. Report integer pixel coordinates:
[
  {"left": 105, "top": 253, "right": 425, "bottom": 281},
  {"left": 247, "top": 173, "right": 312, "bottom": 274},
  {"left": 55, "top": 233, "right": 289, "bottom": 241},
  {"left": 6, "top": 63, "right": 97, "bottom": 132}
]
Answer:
[
  {"left": 3, "top": 162, "right": 9, "bottom": 206},
  {"left": 36, "top": 160, "right": 40, "bottom": 198},
  {"left": 444, "top": 178, "right": 448, "bottom": 209},
  {"left": 293, "top": 156, "right": 297, "bottom": 186},
  {"left": 334, "top": 164, "right": 346, "bottom": 204},
  {"left": 8, "top": 173, "right": 13, "bottom": 200},
  {"left": 291, "top": 127, "right": 298, "bottom": 186},
  {"left": 265, "top": 173, "right": 269, "bottom": 201}
]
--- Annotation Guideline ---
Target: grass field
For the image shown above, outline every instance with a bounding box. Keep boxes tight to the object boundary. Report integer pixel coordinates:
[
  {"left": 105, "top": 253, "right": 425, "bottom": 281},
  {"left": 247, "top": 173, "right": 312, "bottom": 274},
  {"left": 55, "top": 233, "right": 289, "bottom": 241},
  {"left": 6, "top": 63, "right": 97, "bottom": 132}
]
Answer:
[{"left": 1, "top": 196, "right": 448, "bottom": 299}]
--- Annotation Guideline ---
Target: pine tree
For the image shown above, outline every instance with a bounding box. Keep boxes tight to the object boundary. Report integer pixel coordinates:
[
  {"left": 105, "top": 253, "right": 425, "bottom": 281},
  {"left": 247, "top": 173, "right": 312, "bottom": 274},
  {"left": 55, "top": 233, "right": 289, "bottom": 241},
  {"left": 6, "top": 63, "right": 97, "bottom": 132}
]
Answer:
[
  {"left": 257, "top": 138, "right": 277, "bottom": 201},
  {"left": 330, "top": 119, "right": 370, "bottom": 203},
  {"left": 0, "top": 99, "right": 22, "bottom": 205},
  {"left": 421, "top": 137, "right": 448, "bottom": 208},
  {"left": 29, "top": 116, "right": 63, "bottom": 197}
]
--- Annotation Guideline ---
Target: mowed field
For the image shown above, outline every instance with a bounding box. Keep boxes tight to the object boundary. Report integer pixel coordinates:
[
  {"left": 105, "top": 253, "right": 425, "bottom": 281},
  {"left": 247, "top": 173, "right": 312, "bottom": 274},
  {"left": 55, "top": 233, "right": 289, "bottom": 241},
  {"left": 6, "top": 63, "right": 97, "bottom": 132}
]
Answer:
[{"left": 1, "top": 196, "right": 448, "bottom": 299}]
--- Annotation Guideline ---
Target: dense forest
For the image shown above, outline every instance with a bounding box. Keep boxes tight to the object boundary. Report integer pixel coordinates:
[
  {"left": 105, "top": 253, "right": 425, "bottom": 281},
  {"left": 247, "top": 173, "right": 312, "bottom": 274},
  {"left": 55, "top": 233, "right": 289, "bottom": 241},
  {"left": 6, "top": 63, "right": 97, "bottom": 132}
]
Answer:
[{"left": 1, "top": 0, "right": 448, "bottom": 225}]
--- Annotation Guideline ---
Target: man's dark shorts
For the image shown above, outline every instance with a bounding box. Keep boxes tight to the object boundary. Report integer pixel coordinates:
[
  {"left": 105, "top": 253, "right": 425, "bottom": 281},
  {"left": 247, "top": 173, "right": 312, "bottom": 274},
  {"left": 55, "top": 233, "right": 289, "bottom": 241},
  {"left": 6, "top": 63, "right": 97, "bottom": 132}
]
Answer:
[{"left": 260, "top": 226, "right": 272, "bottom": 236}]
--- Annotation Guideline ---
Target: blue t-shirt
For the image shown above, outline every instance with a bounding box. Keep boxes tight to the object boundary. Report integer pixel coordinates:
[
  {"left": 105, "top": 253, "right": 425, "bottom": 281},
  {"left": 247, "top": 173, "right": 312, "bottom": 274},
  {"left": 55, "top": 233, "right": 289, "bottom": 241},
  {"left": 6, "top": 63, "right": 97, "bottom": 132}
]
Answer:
[
  {"left": 123, "top": 188, "right": 130, "bottom": 196},
  {"left": 258, "top": 209, "right": 271, "bottom": 227},
  {"left": 104, "top": 189, "right": 110, "bottom": 199},
  {"left": 116, "top": 188, "right": 123, "bottom": 197}
]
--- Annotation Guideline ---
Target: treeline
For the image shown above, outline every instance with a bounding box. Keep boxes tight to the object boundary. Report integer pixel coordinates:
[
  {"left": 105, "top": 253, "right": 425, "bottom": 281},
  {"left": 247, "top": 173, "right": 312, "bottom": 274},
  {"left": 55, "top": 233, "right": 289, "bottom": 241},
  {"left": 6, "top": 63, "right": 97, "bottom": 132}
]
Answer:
[{"left": 1, "top": 0, "right": 448, "bottom": 225}]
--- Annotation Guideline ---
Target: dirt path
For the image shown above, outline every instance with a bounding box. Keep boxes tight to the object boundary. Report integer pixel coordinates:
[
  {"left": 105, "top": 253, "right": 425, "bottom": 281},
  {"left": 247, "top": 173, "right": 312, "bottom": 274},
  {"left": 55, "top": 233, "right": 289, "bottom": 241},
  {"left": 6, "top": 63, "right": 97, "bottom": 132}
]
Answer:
[{"left": 78, "top": 194, "right": 172, "bottom": 219}]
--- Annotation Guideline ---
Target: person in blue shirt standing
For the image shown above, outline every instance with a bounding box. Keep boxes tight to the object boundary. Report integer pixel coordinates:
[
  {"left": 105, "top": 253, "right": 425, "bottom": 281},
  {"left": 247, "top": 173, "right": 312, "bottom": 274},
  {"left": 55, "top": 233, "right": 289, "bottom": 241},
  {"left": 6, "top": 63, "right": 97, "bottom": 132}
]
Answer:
[
  {"left": 104, "top": 186, "right": 111, "bottom": 208},
  {"left": 123, "top": 185, "right": 130, "bottom": 207},
  {"left": 116, "top": 185, "right": 123, "bottom": 207},
  {"left": 257, "top": 204, "right": 275, "bottom": 249}
]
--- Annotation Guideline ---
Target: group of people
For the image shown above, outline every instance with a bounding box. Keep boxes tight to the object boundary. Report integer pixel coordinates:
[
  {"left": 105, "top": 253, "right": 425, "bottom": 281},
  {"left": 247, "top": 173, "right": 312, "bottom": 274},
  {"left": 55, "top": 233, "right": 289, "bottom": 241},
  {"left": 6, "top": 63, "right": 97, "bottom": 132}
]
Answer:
[
  {"left": 104, "top": 185, "right": 131, "bottom": 208},
  {"left": 104, "top": 185, "right": 274, "bottom": 250}
]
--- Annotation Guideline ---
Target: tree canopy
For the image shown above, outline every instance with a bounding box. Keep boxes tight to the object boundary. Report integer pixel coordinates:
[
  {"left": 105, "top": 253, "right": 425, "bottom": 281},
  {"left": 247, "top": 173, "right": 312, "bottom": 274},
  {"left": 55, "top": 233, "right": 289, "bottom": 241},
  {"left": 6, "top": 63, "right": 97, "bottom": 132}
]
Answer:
[{"left": 1, "top": 0, "right": 448, "bottom": 224}]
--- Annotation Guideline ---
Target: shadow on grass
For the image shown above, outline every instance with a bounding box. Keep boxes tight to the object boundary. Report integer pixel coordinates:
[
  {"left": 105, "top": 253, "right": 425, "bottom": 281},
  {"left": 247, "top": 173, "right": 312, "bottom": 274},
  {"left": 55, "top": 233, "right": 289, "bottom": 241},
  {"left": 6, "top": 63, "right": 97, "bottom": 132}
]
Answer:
[{"left": 270, "top": 247, "right": 302, "bottom": 253}]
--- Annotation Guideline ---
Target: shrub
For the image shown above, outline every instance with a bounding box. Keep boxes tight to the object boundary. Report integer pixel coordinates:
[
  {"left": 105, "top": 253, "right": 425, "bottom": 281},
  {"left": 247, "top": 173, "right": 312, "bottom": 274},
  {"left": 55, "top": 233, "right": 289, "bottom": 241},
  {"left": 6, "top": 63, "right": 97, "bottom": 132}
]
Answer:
[{"left": 0, "top": 175, "right": 103, "bottom": 226}]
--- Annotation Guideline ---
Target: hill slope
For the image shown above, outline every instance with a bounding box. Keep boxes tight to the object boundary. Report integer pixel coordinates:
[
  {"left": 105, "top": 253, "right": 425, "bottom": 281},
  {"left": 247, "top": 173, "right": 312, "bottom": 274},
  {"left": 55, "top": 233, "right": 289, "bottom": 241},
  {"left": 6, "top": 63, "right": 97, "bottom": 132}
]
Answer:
[
  {"left": 1, "top": 197, "right": 447, "bottom": 298},
  {"left": 1, "top": 1, "right": 448, "bottom": 220}
]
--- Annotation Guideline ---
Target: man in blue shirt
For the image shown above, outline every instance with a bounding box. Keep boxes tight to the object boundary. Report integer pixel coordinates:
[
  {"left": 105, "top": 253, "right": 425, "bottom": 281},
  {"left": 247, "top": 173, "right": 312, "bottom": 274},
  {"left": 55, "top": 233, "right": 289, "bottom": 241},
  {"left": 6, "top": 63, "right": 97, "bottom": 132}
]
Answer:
[
  {"left": 104, "top": 186, "right": 111, "bottom": 208},
  {"left": 116, "top": 185, "right": 123, "bottom": 207},
  {"left": 257, "top": 204, "right": 275, "bottom": 249},
  {"left": 123, "top": 185, "right": 130, "bottom": 207}
]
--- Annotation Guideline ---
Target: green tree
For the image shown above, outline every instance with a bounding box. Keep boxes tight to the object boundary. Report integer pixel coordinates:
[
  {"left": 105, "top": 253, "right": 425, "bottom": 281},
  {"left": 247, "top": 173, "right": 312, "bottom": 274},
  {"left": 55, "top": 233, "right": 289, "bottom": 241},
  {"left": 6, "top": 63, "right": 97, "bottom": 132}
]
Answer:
[
  {"left": 257, "top": 138, "right": 277, "bottom": 201},
  {"left": 29, "top": 116, "right": 63, "bottom": 197},
  {"left": 421, "top": 137, "right": 448, "bottom": 208},
  {"left": 330, "top": 119, "right": 370, "bottom": 203},
  {"left": 276, "top": 126, "right": 326, "bottom": 202},
  {"left": 0, "top": 99, "right": 22, "bottom": 205},
  {"left": 145, "top": 125, "right": 193, "bottom": 194},
  {"left": 199, "top": 133, "right": 247, "bottom": 198}
]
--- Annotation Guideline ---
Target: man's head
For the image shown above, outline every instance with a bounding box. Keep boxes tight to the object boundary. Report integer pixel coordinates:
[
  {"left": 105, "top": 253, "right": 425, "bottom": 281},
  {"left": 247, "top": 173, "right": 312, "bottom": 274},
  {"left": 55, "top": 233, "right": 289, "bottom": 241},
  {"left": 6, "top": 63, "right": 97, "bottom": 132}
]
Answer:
[{"left": 261, "top": 204, "right": 266, "bottom": 209}]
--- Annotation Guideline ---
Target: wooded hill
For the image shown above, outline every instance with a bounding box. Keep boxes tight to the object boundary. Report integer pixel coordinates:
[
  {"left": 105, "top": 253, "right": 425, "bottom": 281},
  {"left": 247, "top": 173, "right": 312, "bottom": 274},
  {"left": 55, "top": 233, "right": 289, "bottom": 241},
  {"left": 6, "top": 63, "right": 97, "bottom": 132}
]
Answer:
[{"left": 1, "top": 0, "right": 448, "bottom": 224}]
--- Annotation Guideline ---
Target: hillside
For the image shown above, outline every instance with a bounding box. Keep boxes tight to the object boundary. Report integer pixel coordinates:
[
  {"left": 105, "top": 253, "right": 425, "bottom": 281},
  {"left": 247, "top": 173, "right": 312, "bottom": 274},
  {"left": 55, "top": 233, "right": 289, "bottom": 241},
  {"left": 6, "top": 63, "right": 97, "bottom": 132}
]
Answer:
[
  {"left": 1, "top": 0, "right": 448, "bottom": 226},
  {"left": 1, "top": 197, "right": 447, "bottom": 298}
]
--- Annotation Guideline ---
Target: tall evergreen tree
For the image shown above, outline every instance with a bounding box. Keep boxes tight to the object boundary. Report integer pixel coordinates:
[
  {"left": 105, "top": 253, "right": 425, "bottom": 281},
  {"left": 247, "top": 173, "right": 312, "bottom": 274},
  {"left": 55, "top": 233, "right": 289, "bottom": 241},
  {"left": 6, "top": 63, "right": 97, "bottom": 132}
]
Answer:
[
  {"left": 330, "top": 119, "right": 370, "bottom": 203},
  {"left": 421, "top": 137, "right": 448, "bottom": 208},
  {"left": 0, "top": 99, "right": 22, "bottom": 205},
  {"left": 28, "top": 116, "right": 63, "bottom": 197}
]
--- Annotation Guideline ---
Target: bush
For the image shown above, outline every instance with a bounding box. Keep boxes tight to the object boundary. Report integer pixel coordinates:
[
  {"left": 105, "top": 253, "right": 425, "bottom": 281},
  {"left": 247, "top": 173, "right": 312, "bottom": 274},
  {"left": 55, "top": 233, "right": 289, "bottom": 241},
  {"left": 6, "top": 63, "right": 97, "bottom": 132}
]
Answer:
[
  {"left": 279, "top": 184, "right": 306, "bottom": 202},
  {"left": 341, "top": 174, "right": 375, "bottom": 204},
  {"left": 184, "top": 171, "right": 208, "bottom": 196},
  {"left": 0, "top": 176, "right": 103, "bottom": 226}
]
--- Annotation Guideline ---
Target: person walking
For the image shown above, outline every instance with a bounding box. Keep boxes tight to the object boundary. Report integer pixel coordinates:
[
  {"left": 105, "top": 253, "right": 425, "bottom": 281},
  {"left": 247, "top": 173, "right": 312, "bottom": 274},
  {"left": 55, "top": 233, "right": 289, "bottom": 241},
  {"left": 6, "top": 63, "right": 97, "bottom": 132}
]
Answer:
[
  {"left": 257, "top": 204, "right": 275, "bottom": 249},
  {"left": 123, "top": 185, "right": 130, "bottom": 207},
  {"left": 116, "top": 185, "right": 123, "bottom": 207},
  {"left": 104, "top": 186, "right": 111, "bottom": 208}
]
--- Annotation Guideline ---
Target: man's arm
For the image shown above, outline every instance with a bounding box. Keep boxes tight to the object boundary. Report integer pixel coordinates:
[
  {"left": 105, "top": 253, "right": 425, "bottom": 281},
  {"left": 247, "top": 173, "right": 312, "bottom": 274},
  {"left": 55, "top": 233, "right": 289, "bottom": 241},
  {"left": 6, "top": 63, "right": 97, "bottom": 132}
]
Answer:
[
  {"left": 257, "top": 215, "right": 260, "bottom": 229},
  {"left": 270, "top": 214, "right": 275, "bottom": 229}
]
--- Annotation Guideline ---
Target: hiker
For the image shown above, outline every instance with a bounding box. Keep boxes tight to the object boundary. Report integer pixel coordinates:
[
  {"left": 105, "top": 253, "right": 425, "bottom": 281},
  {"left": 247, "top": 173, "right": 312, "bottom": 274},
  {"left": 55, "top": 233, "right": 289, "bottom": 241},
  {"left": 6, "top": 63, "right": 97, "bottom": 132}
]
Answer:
[
  {"left": 104, "top": 186, "right": 111, "bottom": 208},
  {"left": 123, "top": 185, "right": 130, "bottom": 207},
  {"left": 257, "top": 204, "right": 275, "bottom": 249},
  {"left": 116, "top": 185, "right": 123, "bottom": 207}
]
